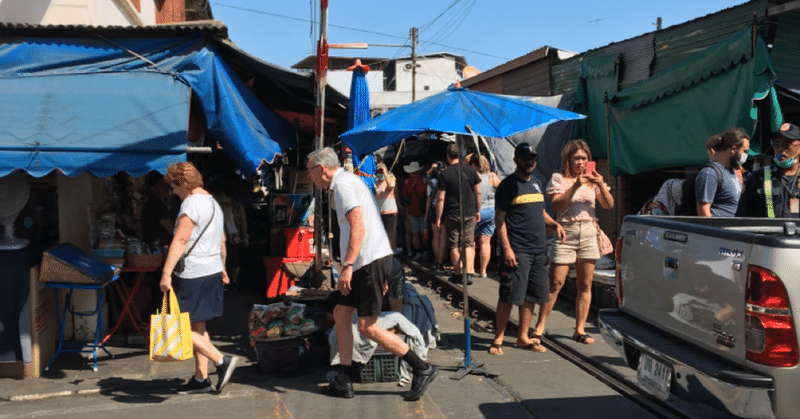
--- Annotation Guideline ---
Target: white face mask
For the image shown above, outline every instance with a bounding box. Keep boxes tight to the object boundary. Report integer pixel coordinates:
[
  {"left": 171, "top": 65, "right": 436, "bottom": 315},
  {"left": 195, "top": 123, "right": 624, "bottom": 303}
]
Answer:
[{"left": 738, "top": 152, "right": 748, "bottom": 166}]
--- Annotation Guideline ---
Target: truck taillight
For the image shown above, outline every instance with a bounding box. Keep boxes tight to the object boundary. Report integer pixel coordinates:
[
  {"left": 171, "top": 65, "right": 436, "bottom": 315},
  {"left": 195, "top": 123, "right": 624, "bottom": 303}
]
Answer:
[
  {"left": 615, "top": 236, "right": 623, "bottom": 306},
  {"left": 745, "top": 265, "right": 798, "bottom": 367}
]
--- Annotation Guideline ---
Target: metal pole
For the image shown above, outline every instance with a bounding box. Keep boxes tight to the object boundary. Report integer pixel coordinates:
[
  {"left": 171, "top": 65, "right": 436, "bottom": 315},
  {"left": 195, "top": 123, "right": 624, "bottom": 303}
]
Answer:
[
  {"left": 455, "top": 136, "right": 471, "bottom": 368},
  {"left": 410, "top": 27, "right": 417, "bottom": 102},
  {"left": 314, "top": 0, "right": 329, "bottom": 280}
]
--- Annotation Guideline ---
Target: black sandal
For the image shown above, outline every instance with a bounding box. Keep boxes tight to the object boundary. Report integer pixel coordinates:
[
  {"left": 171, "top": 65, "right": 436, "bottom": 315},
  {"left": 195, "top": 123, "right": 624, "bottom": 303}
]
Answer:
[
  {"left": 572, "top": 333, "right": 594, "bottom": 345},
  {"left": 487, "top": 343, "right": 503, "bottom": 355}
]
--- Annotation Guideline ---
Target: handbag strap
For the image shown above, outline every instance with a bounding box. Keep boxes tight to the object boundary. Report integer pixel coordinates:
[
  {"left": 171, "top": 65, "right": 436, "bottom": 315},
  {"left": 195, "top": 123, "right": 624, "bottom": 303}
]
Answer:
[
  {"left": 183, "top": 195, "right": 216, "bottom": 259},
  {"left": 161, "top": 289, "right": 181, "bottom": 314}
]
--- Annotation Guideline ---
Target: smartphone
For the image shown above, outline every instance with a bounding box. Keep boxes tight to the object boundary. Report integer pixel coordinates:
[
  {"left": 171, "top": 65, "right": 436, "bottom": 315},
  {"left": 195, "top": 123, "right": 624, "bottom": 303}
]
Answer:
[{"left": 585, "top": 161, "right": 596, "bottom": 175}]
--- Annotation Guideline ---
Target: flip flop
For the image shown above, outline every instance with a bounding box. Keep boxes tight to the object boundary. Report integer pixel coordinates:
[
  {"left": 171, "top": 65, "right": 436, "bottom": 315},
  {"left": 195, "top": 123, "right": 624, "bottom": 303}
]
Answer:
[
  {"left": 515, "top": 342, "right": 546, "bottom": 353},
  {"left": 572, "top": 333, "right": 594, "bottom": 345},
  {"left": 487, "top": 343, "right": 503, "bottom": 356}
]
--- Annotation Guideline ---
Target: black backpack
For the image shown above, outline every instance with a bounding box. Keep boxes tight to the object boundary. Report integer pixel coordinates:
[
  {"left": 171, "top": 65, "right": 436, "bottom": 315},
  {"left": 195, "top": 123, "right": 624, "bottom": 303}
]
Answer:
[{"left": 674, "top": 164, "right": 724, "bottom": 216}]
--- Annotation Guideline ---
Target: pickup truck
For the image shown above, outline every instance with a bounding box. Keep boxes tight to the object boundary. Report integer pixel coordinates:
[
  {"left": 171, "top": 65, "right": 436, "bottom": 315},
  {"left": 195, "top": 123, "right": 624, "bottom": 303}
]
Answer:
[{"left": 599, "top": 215, "right": 800, "bottom": 419}]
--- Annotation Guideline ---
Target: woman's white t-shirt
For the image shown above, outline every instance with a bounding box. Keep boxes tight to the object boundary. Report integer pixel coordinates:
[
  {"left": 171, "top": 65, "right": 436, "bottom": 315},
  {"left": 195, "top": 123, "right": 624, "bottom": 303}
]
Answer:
[{"left": 175, "top": 194, "right": 225, "bottom": 279}]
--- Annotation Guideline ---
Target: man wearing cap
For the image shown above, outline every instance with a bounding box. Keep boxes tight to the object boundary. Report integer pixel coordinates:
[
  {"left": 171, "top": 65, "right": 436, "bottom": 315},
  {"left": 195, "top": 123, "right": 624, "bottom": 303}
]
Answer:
[
  {"left": 488, "top": 143, "right": 565, "bottom": 355},
  {"left": 737, "top": 122, "right": 800, "bottom": 218},
  {"left": 436, "top": 143, "right": 482, "bottom": 284},
  {"left": 401, "top": 161, "right": 428, "bottom": 259}
]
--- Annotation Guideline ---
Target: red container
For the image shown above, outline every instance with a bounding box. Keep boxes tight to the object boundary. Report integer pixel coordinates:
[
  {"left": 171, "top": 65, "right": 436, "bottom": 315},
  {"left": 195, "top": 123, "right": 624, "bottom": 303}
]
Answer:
[
  {"left": 263, "top": 256, "right": 314, "bottom": 299},
  {"left": 284, "top": 227, "right": 315, "bottom": 258}
]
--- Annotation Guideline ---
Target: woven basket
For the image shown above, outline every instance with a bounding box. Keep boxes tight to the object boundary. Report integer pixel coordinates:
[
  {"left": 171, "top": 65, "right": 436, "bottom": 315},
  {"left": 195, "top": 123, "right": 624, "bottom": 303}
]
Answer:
[{"left": 124, "top": 253, "right": 163, "bottom": 268}]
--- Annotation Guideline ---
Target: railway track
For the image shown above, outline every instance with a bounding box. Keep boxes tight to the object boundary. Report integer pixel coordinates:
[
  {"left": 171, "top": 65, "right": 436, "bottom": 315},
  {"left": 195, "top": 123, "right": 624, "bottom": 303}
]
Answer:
[{"left": 402, "top": 257, "right": 700, "bottom": 419}]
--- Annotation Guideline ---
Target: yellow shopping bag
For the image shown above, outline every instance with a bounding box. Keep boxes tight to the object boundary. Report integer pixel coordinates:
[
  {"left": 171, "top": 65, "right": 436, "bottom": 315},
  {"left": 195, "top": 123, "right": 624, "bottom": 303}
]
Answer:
[{"left": 149, "top": 290, "right": 194, "bottom": 362}]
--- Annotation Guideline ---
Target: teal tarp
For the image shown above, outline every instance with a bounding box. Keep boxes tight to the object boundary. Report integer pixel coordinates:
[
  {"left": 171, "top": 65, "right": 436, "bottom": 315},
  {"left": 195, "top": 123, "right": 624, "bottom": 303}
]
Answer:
[
  {"left": 608, "top": 28, "right": 780, "bottom": 175},
  {"left": 575, "top": 54, "right": 618, "bottom": 158}
]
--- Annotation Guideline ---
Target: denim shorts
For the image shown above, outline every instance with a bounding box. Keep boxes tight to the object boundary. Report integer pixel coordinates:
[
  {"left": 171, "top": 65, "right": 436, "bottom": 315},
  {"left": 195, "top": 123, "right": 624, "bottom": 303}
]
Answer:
[
  {"left": 498, "top": 251, "right": 549, "bottom": 306},
  {"left": 475, "top": 207, "right": 495, "bottom": 237},
  {"left": 408, "top": 215, "right": 427, "bottom": 233}
]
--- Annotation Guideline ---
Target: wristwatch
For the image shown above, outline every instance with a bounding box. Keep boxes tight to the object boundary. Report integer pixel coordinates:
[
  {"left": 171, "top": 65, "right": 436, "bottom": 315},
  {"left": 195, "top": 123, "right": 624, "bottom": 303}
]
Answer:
[{"left": 342, "top": 261, "right": 354, "bottom": 269}]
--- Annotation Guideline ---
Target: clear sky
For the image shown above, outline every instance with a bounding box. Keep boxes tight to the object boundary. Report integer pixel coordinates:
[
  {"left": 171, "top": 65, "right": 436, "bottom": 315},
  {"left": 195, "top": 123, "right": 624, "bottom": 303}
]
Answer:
[{"left": 211, "top": 1, "right": 746, "bottom": 74}]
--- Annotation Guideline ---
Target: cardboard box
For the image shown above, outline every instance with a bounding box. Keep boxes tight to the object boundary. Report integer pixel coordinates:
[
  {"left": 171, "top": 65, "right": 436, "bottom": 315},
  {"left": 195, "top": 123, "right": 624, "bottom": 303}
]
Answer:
[
  {"left": 0, "top": 266, "right": 57, "bottom": 378},
  {"left": 40, "top": 243, "right": 119, "bottom": 284}
]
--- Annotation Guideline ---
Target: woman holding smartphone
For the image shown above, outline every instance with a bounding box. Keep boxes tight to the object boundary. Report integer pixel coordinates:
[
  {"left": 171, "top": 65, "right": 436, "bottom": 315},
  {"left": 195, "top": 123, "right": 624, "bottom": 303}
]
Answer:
[{"left": 531, "top": 139, "right": 613, "bottom": 344}]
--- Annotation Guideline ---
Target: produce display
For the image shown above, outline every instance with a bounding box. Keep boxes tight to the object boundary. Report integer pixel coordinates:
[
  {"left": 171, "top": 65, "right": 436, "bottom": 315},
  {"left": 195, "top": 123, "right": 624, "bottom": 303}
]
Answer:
[{"left": 249, "top": 303, "right": 316, "bottom": 341}]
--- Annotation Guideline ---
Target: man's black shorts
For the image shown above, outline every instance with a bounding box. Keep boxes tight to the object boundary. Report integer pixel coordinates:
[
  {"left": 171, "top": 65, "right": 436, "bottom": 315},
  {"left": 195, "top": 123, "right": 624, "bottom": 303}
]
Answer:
[{"left": 337, "top": 255, "right": 393, "bottom": 317}]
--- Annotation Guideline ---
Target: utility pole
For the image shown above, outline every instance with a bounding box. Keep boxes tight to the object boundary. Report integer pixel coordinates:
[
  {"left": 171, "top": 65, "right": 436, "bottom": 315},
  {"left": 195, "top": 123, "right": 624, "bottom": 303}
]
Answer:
[
  {"left": 410, "top": 27, "right": 417, "bottom": 102},
  {"left": 313, "top": 0, "right": 329, "bottom": 283},
  {"left": 656, "top": 17, "right": 662, "bottom": 30}
]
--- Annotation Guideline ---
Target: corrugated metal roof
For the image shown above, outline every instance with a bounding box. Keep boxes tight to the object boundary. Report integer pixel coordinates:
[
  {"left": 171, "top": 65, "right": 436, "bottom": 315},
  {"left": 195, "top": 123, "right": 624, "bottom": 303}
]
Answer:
[
  {"left": 651, "top": 1, "right": 764, "bottom": 74},
  {"left": 771, "top": 12, "right": 800, "bottom": 82},
  {"left": 461, "top": 46, "right": 551, "bottom": 87},
  {"left": 0, "top": 19, "right": 228, "bottom": 38},
  {"left": 292, "top": 52, "right": 467, "bottom": 70}
]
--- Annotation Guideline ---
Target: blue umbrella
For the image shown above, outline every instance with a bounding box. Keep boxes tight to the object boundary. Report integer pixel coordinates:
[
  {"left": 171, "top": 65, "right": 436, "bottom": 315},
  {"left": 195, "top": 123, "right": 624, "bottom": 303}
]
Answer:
[
  {"left": 347, "top": 60, "right": 376, "bottom": 194},
  {"left": 341, "top": 83, "right": 585, "bottom": 159},
  {"left": 340, "top": 82, "right": 585, "bottom": 377}
]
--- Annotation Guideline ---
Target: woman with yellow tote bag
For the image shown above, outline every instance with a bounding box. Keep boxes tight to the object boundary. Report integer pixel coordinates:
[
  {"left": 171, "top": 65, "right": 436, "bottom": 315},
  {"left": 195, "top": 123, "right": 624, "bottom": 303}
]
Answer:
[{"left": 159, "top": 162, "right": 240, "bottom": 394}]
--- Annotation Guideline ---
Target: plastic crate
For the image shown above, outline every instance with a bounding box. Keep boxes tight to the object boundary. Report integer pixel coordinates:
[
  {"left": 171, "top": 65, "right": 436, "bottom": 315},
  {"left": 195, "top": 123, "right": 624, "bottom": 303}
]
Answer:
[
  {"left": 360, "top": 353, "right": 400, "bottom": 383},
  {"left": 284, "top": 227, "right": 315, "bottom": 257},
  {"left": 255, "top": 338, "right": 300, "bottom": 374}
]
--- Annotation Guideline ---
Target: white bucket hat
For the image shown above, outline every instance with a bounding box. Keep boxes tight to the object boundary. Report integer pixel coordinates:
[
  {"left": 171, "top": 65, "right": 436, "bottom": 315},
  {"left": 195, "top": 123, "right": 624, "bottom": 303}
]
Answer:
[{"left": 403, "top": 161, "right": 423, "bottom": 173}]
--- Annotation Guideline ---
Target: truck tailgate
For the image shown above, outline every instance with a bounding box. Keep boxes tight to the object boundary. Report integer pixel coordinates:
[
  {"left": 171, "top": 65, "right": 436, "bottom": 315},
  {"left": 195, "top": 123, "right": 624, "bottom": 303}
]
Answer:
[{"left": 620, "top": 219, "right": 749, "bottom": 363}]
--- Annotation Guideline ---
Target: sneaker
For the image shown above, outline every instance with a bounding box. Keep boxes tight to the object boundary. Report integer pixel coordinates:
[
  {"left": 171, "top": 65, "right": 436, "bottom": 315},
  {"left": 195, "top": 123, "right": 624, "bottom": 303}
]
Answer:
[
  {"left": 178, "top": 376, "right": 214, "bottom": 394},
  {"left": 404, "top": 364, "right": 438, "bottom": 401},
  {"left": 322, "top": 374, "right": 354, "bottom": 398},
  {"left": 216, "top": 355, "right": 240, "bottom": 392}
]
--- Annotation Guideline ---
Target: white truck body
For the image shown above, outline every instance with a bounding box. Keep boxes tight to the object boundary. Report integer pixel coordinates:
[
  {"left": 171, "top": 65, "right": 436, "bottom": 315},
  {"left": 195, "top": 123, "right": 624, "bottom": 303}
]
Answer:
[{"left": 600, "top": 215, "right": 800, "bottom": 419}]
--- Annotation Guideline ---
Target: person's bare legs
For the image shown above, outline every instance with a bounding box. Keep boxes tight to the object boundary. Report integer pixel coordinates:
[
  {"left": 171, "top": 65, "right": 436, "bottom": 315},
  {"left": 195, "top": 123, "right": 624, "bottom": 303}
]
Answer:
[
  {"left": 574, "top": 259, "right": 596, "bottom": 343},
  {"left": 477, "top": 234, "right": 491, "bottom": 275},
  {"left": 450, "top": 246, "right": 462, "bottom": 274},
  {"left": 412, "top": 231, "right": 422, "bottom": 255},
  {"left": 515, "top": 300, "right": 539, "bottom": 347},
  {"left": 333, "top": 305, "right": 356, "bottom": 366},
  {"left": 357, "top": 315, "right": 411, "bottom": 356},
  {"left": 191, "top": 321, "right": 223, "bottom": 380},
  {"left": 532, "top": 263, "right": 570, "bottom": 336},
  {"left": 490, "top": 301, "right": 513, "bottom": 354},
  {"left": 464, "top": 244, "right": 476, "bottom": 275}
]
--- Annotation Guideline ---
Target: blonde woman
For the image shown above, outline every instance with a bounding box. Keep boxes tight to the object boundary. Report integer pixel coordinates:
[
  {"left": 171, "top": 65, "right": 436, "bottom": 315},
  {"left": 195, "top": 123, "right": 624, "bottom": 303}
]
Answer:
[
  {"left": 532, "top": 140, "right": 613, "bottom": 345},
  {"left": 469, "top": 154, "right": 500, "bottom": 277},
  {"left": 160, "top": 162, "right": 239, "bottom": 393}
]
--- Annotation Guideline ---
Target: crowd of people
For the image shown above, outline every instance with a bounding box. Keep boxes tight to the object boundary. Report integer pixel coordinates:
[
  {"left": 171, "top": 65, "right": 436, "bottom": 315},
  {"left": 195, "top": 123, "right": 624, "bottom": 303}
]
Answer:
[{"left": 150, "top": 120, "right": 800, "bottom": 399}]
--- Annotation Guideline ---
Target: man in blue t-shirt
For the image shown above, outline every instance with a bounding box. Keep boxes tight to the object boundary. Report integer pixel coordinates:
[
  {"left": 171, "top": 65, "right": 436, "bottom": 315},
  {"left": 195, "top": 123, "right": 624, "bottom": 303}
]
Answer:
[
  {"left": 695, "top": 128, "right": 749, "bottom": 216},
  {"left": 487, "top": 143, "right": 565, "bottom": 355}
]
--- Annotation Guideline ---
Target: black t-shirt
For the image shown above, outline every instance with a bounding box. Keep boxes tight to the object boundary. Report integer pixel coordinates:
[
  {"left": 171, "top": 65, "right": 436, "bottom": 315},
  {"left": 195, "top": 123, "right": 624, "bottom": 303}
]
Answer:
[
  {"left": 437, "top": 163, "right": 481, "bottom": 219},
  {"left": 495, "top": 174, "right": 547, "bottom": 253}
]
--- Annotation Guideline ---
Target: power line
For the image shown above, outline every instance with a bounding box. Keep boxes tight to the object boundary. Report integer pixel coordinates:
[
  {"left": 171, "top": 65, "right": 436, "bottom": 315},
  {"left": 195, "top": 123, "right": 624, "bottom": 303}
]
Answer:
[{"left": 212, "top": 2, "right": 508, "bottom": 60}]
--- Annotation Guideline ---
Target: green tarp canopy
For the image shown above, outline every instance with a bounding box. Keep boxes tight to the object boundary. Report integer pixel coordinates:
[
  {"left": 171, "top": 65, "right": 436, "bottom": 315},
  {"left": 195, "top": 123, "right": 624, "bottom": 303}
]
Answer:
[{"left": 607, "top": 28, "right": 781, "bottom": 175}]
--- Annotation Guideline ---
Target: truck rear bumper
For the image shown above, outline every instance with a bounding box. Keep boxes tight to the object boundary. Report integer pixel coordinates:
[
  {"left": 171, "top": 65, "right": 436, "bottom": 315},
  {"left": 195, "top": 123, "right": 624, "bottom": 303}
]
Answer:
[{"left": 599, "top": 309, "right": 776, "bottom": 419}]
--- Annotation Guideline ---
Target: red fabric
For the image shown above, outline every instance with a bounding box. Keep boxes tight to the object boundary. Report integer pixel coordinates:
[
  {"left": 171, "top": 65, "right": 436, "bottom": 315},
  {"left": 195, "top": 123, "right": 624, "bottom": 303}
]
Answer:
[{"left": 402, "top": 176, "right": 427, "bottom": 217}]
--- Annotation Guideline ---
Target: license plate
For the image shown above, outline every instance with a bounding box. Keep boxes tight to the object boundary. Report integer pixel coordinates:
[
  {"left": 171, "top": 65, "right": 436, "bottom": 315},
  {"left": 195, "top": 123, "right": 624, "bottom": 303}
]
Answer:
[{"left": 637, "top": 353, "right": 672, "bottom": 400}]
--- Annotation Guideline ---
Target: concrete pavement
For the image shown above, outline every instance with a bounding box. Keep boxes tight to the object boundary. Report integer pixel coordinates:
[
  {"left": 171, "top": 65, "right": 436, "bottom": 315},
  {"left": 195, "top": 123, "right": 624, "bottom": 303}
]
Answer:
[{"left": 0, "top": 258, "right": 659, "bottom": 419}]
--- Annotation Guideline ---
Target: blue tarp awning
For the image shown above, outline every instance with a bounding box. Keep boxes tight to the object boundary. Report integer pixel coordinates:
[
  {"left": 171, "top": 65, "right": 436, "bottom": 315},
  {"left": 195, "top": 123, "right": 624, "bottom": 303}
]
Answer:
[
  {"left": 0, "top": 32, "right": 297, "bottom": 177},
  {"left": 0, "top": 73, "right": 189, "bottom": 177}
]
